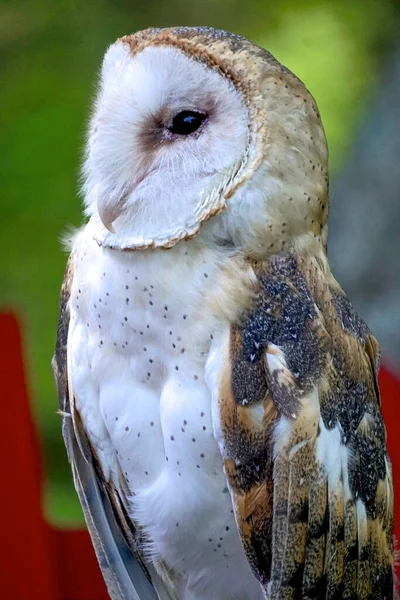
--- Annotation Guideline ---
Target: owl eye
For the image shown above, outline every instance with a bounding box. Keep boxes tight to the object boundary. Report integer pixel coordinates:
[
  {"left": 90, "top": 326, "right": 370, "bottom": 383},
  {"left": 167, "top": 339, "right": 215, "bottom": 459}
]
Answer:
[{"left": 168, "top": 111, "right": 207, "bottom": 135}]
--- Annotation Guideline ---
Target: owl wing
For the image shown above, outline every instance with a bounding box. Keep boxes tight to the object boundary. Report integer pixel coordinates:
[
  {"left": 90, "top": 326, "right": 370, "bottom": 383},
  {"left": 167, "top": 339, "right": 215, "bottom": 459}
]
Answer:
[
  {"left": 210, "top": 254, "right": 395, "bottom": 599},
  {"left": 52, "top": 254, "right": 172, "bottom": 600}
]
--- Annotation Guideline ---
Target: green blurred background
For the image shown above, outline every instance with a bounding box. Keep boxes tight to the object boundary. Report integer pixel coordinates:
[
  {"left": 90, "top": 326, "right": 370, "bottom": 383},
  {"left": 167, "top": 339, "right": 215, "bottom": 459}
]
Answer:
[{"left": 1, "top": 0, "right": 400, "bottom": 525}]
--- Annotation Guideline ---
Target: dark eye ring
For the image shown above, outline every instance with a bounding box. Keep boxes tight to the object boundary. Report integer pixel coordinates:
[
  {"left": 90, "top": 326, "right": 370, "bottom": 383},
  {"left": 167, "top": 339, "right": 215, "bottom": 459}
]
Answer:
[{"left": 168, "top": 110, "right": 207, "bottom": 136}]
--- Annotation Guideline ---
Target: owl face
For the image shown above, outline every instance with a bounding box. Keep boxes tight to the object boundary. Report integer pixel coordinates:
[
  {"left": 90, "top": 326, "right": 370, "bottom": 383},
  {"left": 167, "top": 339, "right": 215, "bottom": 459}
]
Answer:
[
  {"left": 84, "top": 41, "right": 249, "bottom": 249},
  {"left": 84, "top": 27, "right": 329, "bottom": 254}
]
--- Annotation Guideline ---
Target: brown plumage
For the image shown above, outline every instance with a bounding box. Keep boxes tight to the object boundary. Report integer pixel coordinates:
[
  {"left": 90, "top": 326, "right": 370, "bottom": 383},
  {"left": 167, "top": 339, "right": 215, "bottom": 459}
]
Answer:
[{"left": 217, "top": 253, "right": 394, "bottom": 599}]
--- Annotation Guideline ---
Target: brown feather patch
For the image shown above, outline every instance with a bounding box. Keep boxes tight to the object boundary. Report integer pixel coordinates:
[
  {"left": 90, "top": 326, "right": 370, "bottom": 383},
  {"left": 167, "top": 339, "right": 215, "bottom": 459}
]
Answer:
[{"left": 216, "top": 252, "right": 395, "bottom": 598}]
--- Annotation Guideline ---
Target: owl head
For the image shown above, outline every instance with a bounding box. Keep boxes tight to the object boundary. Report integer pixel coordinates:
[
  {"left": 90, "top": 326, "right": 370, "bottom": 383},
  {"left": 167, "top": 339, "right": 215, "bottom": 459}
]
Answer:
[{"left": 84, "top": 27, "right": 329, "bottom": 257}]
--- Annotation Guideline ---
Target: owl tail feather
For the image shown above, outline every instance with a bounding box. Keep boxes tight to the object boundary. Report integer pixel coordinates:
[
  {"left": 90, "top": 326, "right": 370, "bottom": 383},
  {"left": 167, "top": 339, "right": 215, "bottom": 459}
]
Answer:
[{"left": 64, "top": 411, "right": 173, "bottom": 600}]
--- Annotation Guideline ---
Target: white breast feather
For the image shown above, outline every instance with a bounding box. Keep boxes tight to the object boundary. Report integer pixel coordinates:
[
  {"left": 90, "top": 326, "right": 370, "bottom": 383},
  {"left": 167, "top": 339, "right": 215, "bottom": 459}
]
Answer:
[{"left": 68, "top": 227, "right": 263, "bottom": 600}]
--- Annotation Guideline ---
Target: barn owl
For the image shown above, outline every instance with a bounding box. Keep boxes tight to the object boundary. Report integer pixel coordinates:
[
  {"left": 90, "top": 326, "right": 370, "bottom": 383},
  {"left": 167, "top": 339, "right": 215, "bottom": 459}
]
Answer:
[{"left": 53, "top": 27, "right": 395, "bottom": 600}]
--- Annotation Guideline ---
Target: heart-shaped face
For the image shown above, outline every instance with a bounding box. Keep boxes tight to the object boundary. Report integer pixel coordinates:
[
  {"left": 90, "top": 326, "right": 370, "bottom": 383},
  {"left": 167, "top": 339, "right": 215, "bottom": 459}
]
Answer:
[{"left": 84, "top": 42, "right": 249, "bottom": 250}]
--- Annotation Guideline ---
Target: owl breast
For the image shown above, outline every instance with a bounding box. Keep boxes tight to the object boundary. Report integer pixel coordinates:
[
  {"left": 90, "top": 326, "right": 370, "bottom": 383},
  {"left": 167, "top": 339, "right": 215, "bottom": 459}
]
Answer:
[{"left": 68, "top": 224, "right": 262, "bottom": 599}]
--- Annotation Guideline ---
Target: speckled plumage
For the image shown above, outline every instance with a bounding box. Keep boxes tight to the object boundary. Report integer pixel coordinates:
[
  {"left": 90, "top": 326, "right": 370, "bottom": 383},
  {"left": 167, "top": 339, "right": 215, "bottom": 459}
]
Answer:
[
  {"left": 53, "top": 26, "right": 395, "bottom": 600},
  {"left": 214, "top": 254, "right": 394, "bottom": 599}
]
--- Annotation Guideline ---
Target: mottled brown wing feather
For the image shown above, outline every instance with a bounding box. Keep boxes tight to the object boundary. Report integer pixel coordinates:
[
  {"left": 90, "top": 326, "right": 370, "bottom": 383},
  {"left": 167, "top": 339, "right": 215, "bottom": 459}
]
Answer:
[
  {"left": 217, "top": 253, "right": 395, "bottom": 599},
  {"left": 53, "top": 253, "right": 75, "bottom": 416},
  {"left": 52, "top": 254, "right": 167, "bottom": 600}
]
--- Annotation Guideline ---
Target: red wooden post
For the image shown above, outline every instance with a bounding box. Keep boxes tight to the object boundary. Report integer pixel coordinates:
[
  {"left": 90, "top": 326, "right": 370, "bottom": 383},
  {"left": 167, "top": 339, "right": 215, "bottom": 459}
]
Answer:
[
  {"left": 0, "top": 314, "right": 60, "bottom": 599},
  {"left": 379, "top": 365, "right": 400, "bottom": 547},
  {"left": 51, "top": 528, "right": 108, "bottom": 600}
]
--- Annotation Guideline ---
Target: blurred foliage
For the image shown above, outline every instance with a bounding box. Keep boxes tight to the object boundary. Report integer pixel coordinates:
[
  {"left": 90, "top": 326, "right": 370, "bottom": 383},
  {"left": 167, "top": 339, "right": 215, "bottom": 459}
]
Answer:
[{"left": 0, "top": 0, "right": 399, "bottom": 525}]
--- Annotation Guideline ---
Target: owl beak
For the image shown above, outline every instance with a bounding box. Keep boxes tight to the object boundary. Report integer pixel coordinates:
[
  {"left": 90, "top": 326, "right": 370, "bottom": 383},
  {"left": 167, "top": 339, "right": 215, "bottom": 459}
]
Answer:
[
  {"left": 98, "top": 203, "right": 117, "bottom": 234},
  {"left": 97, "top": 173, "right": 150, "bottom": 234}
]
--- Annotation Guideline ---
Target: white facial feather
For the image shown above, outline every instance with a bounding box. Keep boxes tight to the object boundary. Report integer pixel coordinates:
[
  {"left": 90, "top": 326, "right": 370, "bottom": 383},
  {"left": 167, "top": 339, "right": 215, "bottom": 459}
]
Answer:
[{"left": 84, "top": 43, "right": 249, "bottom": 249}]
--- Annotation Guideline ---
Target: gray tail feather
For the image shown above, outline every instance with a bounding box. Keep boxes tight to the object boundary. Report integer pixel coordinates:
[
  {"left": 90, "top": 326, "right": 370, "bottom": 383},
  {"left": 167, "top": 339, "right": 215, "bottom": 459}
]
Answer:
[{"left": 65, "top": 416, "right": 172, "bottom": 600}]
